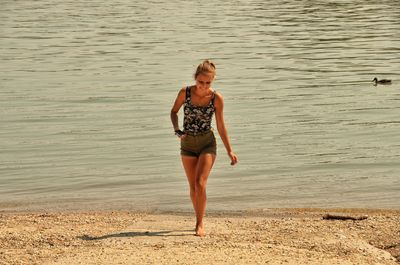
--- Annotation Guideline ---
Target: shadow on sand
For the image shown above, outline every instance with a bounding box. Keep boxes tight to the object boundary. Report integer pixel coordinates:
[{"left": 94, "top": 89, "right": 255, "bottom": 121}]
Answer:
[{"left": 79, "top": 230, "right": 193, "bottom": 240}]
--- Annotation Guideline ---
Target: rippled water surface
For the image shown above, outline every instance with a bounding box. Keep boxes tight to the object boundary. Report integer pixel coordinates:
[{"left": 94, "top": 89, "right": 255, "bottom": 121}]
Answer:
[{"left": 1, "top": 0, "right": 399, "bottom": 211}]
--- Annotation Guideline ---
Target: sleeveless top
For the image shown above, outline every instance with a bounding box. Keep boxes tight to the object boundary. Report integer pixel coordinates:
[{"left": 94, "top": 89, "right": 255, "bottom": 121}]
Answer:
[{"left": 183, "top": 86, "right": 216, "bottom": 135}]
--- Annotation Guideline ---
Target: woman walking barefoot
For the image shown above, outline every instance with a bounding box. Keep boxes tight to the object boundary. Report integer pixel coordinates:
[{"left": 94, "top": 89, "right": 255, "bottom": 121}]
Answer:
[{"left": 170, "top": 60, "right": 238, "bottom": 236}]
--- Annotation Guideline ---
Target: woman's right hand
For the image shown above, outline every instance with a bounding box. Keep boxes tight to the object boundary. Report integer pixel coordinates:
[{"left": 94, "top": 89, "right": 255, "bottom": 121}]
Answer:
[{"left": 175, "top": 129, "right": 186, "bottom": 140}]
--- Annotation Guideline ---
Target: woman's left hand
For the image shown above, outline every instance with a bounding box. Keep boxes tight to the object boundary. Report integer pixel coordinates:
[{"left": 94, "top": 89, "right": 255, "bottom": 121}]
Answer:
[{"left": 228, "top": 151, "right": 238, "bottom": 166}]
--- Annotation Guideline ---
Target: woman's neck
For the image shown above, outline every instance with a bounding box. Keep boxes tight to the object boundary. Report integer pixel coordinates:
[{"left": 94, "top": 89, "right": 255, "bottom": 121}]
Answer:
[{"left": 193, "top": 86, "right": 213, "bottom": 97}]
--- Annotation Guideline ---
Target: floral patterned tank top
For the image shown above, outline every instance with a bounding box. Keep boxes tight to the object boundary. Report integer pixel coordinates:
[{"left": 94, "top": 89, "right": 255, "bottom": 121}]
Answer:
[{"left": 183, "top": 86, "right": 216, "bottom": 135}]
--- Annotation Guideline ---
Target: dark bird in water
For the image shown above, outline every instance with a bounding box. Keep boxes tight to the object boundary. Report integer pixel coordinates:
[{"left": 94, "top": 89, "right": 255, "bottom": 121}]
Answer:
[{"left": 373, "top": 77, "right": 392, "bottom": 85}]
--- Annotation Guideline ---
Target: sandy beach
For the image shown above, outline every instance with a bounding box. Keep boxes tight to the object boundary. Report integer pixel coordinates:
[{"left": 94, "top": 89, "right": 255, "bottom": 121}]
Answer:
[{"left": 1, "top": 208, "right": 399, "bottom": 265}]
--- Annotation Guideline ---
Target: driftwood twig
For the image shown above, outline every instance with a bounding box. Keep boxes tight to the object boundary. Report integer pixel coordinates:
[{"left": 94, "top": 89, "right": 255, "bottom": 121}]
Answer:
[{"left": 322, "top": 214, "right": 368, "bottom": 221}]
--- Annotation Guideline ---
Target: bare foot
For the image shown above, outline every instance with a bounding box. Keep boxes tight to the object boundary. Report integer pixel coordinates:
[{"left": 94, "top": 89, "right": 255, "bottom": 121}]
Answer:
[{"left": 195, "top": 223, "right": 205, "bottom": 237}]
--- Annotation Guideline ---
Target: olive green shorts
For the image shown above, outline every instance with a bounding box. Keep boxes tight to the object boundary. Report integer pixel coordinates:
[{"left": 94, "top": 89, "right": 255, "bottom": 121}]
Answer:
[{"left": 180, "top": 130, "right": 217, "bottom": 157}]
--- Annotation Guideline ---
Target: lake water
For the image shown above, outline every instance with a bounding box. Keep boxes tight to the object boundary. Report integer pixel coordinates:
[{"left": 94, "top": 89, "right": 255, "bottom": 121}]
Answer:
[{"left": 1, "top": 0, "right": 399, "bottom": 212}]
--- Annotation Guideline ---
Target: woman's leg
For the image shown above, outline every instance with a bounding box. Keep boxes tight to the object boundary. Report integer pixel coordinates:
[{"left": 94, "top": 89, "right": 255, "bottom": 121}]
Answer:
[
  {"left": 194, "top": 153, "right": 216, "bottom": 236},
  {"left": 181, "top": 156, "right": 198, "bottom": 214}
]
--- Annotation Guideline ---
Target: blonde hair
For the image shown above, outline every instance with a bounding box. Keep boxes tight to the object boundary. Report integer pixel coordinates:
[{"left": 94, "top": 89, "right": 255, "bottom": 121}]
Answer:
[{"left": 194, "top": 59, "right": 216, "bottom": 79}]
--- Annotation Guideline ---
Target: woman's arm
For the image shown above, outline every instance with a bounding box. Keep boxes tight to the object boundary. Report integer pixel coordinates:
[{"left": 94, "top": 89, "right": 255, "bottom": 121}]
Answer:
[
  {"left": 214, "top": 93, "right": 238, "bottom": 165},
  {"left": 170, "top": 87, "right": 186, "bottom": 132}
]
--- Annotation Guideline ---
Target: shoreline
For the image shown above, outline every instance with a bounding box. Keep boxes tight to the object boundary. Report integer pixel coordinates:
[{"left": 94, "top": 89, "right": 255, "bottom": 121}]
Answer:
[
  {"left": 1, "top": 199, "right": 399, "bottom": 214},
  {"left": 1, "top": 208, "right": 399, "bottom": 264}
]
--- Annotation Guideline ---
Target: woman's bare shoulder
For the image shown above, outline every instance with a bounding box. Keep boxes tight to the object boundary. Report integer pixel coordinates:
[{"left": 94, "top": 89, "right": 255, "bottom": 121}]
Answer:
[
  {"left": 213, "top": 91, "right": 224, "bottom": 109},
  {"left": 177, "top": 86, "right": 187, "bottom": 96},
  {"left": 214, "top": 91, "right": 224, "bottom": 101}
]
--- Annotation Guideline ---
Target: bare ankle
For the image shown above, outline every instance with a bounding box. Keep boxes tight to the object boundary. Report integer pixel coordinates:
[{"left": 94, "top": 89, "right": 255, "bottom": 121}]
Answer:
[{"left": 195, "top": 221, "right": 205, "bottom": 236}]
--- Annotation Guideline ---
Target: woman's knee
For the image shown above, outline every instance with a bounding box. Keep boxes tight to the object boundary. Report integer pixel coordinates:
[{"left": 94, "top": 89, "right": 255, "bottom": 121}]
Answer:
[{"left": 195, "top": 178, "right": 207, "bottom": 191}]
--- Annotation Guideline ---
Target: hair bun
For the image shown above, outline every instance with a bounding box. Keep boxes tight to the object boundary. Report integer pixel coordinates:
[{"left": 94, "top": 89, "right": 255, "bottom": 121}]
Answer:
[{"left": 203, "top": 60, "right": 216, "bottom": 69}]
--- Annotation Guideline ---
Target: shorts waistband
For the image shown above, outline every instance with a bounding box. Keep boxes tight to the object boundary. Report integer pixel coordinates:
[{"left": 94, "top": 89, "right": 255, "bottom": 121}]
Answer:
[{"left": 184, "top": 130, "right": 213, "bottom": 136}]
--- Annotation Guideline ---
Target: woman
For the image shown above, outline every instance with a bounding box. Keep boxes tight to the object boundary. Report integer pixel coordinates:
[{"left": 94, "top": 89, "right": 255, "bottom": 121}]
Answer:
[{"left": 170, "top": 60, "right": 238, "bottom": 236}]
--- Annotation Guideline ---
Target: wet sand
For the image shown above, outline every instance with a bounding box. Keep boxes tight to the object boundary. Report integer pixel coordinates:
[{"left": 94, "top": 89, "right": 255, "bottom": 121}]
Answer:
[{"left": 1, "top": 208, "right": 399, "bottom": 265}]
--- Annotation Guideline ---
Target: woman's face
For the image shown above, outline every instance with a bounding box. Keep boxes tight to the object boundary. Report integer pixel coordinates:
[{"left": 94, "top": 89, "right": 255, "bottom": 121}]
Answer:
[{"left": 195, "top": 73, "right": 214, "bottom": 91}]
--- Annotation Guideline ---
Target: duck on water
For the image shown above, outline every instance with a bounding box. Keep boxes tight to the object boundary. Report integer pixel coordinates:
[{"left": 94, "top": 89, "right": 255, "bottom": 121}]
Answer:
[{"left": 373, "top": 77, "right": 392, "bottom": 85}]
